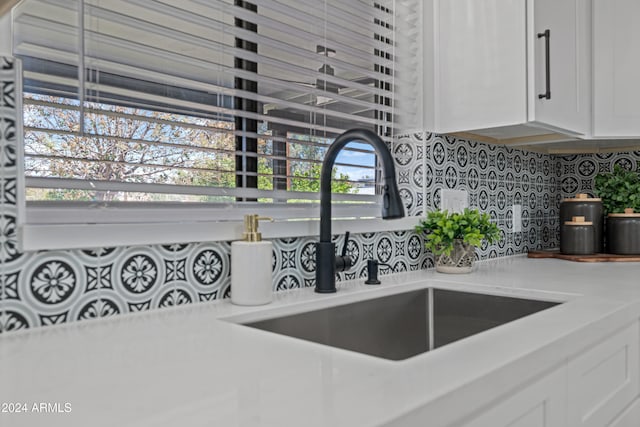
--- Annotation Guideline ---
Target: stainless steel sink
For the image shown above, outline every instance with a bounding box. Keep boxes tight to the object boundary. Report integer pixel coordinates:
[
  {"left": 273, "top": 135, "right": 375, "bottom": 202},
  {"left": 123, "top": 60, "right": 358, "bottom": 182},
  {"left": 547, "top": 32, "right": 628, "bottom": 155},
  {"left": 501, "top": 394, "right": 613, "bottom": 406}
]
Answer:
[{"left": 242, "top": 288, "right": 561, "bottom": 361}]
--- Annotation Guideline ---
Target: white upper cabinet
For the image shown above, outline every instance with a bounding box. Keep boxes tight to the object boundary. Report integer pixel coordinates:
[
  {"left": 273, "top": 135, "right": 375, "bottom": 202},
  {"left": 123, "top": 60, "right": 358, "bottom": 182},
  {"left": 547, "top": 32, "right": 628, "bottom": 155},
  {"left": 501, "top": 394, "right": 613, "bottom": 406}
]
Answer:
[
  {"left": 423, "top": 0, "right": 591, "bottom": 144},
  {"left": 529, "top": 0, "right": 591, "bottom": 135},
  {"left": 432, "top": 0, "right": 528, "bottom": 134},
  {"left": 593, "top": 0, "right": 640, "bottom": 138}
]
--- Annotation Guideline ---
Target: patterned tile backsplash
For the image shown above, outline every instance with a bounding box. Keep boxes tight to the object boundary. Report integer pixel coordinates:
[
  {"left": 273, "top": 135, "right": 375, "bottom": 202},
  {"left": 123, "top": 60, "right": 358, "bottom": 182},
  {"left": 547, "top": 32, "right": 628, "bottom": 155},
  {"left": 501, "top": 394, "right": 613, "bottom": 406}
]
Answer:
[
  {"left": 395, "top": 132, "right": 562, "bottom": 257},
  {"left": 1, "top": 56, "right": 562, "bottom": 334},
  {"left": 2, "top": 235, "right": 433, "bottom": 331},
  {"left": 559, "top": 152, "right": 640, "bottom": 198}
]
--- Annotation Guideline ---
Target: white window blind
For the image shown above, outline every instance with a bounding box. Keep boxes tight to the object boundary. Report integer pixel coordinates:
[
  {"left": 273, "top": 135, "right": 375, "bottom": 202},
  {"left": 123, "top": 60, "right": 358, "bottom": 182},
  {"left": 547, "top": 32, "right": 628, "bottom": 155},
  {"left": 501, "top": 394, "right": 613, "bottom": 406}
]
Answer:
[{"left": 12, "top": 0, "right": 399, "bottom": 226}]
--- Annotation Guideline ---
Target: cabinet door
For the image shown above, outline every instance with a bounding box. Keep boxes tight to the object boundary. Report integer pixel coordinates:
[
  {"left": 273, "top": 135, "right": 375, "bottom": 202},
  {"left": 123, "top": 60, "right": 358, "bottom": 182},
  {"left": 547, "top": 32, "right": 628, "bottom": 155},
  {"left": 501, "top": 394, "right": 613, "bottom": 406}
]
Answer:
[
  {"left": 593, "top": 0, "right": 640, "bottom": 137},
  {"left": 567, "top": 321, "right": 640, "bottom": 427},
  {"left": 459, "top": 366, "right": 567, "bottom": 427},
  {"left": 608, "top": 398, "right": 640, "bottom": 427},
  {"left": 529, "top": 0, "right": 590, "bottom": 135},
  {"left": 435, "top": 0, "right": 527, "bottom": 134}
]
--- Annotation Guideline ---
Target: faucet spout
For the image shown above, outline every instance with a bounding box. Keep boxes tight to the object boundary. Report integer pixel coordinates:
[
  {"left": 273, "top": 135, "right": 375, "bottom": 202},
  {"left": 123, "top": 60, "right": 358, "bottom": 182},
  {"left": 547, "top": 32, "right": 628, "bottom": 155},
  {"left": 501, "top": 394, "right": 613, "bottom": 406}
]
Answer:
[{"left": 315, "top": 128, "right": 405, "bottom": 293}]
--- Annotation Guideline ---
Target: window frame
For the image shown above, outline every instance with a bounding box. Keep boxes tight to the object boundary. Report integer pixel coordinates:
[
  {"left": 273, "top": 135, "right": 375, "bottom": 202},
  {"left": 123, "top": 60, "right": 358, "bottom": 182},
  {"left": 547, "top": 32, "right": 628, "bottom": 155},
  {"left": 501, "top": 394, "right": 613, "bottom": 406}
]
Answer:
[{"left": 20, "top": 213, "right": 420, "bottom": 250}]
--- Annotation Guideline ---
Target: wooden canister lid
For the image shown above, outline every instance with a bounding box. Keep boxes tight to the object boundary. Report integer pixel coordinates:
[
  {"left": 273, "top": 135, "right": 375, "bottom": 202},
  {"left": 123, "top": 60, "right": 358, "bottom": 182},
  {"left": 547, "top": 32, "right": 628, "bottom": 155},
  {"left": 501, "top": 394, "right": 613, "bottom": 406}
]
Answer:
[
  {"left": 608, "top": 208, "right": 640, "bottom": 218},
  {"left": 562, "top": 193, "right": 602, "bottom": 202},
  {"left": 564, "top": 215, "right": 593, "bottom": 225}
]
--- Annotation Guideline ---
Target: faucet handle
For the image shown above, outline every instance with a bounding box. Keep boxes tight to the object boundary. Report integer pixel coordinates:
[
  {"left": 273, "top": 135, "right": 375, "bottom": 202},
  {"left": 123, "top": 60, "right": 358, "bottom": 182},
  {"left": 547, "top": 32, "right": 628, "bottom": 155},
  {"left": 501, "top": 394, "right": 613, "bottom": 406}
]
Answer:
[
  {"left": 336, "top": 231, "right": 354, "bottom": 272},
  {"left": 341, "top": 231, "right": 351, "bottom": 258}
]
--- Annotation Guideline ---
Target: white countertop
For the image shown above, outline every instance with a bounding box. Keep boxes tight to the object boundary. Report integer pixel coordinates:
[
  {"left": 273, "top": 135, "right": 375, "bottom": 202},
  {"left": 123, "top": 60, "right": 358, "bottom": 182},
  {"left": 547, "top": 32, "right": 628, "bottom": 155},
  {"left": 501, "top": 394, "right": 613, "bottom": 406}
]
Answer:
[{"left": 2, "top": 255, "right": 640, "bottom": 427}]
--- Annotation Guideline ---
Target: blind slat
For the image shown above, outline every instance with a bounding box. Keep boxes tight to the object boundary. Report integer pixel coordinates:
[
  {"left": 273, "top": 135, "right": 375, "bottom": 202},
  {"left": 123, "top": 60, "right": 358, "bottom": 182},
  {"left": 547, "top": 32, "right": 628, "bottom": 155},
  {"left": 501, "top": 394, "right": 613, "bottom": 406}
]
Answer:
[{"left": 26, "top": 177, "right": 381, "bottom": 203}]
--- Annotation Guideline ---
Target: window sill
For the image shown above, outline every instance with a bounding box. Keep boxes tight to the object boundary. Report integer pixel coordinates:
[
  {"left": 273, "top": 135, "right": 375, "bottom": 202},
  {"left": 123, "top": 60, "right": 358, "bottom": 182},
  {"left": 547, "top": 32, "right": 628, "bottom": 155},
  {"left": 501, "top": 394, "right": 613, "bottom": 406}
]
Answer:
[{"left": 19, "top": 216, "right": 422, "bottom": 251}]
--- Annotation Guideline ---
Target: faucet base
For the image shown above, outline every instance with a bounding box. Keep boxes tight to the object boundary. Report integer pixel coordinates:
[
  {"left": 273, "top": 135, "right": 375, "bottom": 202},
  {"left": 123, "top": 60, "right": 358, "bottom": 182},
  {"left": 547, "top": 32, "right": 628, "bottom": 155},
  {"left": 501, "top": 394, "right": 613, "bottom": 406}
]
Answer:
[
  {"left": 314, "top": 288, "right": 337, "bottom": 294},
  {"left": 314, "top": 242, "right": 337, "bottom": 293}
]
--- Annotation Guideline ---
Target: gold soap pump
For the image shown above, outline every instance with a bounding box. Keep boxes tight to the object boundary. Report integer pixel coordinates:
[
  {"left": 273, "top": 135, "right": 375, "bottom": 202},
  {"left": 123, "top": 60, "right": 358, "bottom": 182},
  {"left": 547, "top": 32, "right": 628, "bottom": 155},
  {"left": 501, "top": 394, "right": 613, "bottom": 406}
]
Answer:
[
  {"left": 231, "top": 214, "right": 274, "bottom": 306},
  {"left": 242, "top": 214, "right": 273, "bottom": 242}
]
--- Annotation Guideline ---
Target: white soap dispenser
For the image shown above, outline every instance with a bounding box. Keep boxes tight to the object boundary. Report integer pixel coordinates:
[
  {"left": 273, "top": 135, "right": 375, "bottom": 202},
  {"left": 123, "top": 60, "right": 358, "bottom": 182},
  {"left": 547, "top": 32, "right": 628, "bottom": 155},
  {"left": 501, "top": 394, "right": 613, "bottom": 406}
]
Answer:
[{"left": 231, "top": 214, "right": 273, "bottom": 305}]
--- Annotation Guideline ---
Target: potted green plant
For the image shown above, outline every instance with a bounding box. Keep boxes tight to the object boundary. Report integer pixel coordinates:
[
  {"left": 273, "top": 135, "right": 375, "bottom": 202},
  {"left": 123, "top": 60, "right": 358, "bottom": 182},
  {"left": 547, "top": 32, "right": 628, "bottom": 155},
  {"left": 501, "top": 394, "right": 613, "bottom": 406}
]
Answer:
[
  {"left": 595, "top": 165, "right": 640, "bottom": 254},
  {"left": 415, "top": 208, "right": 500, "bottom": 273},
  {"left": 594, "top": 165, "right": 640, "bottom": 215}
]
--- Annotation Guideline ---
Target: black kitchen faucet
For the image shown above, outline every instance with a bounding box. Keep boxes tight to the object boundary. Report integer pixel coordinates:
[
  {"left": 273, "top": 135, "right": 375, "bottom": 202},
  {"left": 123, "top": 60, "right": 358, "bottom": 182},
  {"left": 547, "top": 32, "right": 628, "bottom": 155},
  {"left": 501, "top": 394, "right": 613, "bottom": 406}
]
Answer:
[{"left": 315, "top": 128, "right": 405, "bottom": 293}]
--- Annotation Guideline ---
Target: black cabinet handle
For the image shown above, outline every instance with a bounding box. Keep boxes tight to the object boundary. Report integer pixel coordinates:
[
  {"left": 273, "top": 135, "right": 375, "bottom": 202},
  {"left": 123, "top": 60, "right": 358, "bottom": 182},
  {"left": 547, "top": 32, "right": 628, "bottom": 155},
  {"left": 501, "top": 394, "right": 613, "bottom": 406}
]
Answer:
[{"left": 538, "top": 29, "right": 551, "bottom": 100}]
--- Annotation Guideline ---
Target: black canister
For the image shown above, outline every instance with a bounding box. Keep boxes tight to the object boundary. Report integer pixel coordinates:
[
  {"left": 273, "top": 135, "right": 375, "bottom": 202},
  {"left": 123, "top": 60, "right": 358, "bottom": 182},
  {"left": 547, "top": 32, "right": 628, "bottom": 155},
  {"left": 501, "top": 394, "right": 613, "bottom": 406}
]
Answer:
[
  {"left": 559, "top": 194, "right": 604, "bottom": 253},
  {"left": 606, "top": 208, "right": 640, "bottom": 255},
  {"left": 560, "top": 216, "right": 595, "bottom": 255}
]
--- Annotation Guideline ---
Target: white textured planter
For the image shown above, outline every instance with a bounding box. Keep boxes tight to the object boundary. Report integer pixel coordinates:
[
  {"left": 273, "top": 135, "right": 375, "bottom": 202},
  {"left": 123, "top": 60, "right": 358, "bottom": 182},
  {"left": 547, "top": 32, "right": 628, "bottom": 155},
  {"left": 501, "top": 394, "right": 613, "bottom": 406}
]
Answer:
[{"left": 435, "top": 240, "right": 475, "bottom": 274}]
